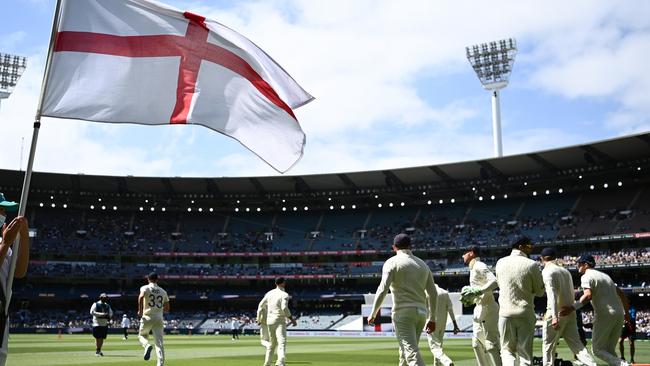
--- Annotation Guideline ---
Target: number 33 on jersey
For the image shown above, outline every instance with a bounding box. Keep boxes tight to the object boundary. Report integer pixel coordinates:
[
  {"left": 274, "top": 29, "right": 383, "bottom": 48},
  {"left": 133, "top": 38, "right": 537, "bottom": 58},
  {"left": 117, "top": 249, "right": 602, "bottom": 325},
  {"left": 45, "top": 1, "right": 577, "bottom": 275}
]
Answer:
[{"left": 140, "top": 283, "right": 169, "bottom": 316}]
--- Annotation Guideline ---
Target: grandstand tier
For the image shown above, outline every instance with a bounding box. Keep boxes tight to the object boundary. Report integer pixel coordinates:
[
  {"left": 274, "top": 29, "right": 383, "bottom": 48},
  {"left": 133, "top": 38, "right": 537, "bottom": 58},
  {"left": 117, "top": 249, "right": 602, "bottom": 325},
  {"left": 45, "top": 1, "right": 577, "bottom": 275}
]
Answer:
[{"left": 3, "top": 133, "right": 650, "bottom": 338}]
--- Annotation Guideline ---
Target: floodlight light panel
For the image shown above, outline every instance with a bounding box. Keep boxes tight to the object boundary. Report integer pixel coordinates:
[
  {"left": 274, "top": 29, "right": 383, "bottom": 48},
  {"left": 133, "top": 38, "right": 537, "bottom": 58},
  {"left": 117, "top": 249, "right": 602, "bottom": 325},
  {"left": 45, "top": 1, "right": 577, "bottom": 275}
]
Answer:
[
  {"left": 0, "top": 53, "right": 27, "bottom": 96},
  {"left": 465, "top": 38, "right": 517, "bottom": 90}
]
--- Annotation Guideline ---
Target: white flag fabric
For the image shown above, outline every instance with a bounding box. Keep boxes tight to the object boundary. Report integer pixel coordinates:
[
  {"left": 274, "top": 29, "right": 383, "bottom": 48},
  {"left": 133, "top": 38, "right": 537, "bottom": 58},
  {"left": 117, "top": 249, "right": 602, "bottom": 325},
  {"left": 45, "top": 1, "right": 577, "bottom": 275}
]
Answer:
[{"left": 42, "top": 0, "right": 313, "bottom": 173}]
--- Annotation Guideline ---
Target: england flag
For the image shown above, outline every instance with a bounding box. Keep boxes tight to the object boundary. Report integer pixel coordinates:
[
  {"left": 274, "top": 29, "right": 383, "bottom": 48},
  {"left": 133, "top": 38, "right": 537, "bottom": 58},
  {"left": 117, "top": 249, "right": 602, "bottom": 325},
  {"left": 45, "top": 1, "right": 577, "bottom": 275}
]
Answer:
[{"left": 42, "top": 0, "right": 313, "bottom": 173}]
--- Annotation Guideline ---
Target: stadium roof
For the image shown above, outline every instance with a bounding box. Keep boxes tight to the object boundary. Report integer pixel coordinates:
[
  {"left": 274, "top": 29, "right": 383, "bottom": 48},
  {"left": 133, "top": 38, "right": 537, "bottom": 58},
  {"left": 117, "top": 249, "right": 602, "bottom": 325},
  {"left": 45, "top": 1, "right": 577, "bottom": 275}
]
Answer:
[{"left": 1, "top": 132, "right": 649, "bottom": 196}]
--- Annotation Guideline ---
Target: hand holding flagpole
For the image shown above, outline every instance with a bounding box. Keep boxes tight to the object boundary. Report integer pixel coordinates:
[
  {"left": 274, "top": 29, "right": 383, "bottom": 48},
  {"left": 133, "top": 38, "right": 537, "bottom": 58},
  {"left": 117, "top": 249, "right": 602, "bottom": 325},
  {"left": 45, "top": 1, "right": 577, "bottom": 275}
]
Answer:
[{"left": 4, "top": 0, "right": 63, "bottom": 315}]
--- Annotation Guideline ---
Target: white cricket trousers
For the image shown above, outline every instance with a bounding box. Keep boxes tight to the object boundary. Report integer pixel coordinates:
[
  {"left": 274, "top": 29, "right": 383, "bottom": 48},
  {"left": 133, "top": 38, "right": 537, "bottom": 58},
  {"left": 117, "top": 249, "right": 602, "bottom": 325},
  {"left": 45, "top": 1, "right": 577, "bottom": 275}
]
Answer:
[
  {"left": 393, "top": 307, "right": 427, "bottom": 366},
  {"left": 542, "top": 314, "right": 596, "bottom": 366},
  {"left": 139, "top": 315, "right": 165, "bottom": 366},
  {"left": 591, "top": 313, "right": 626, "bottom": 366},
  {"left": 264, "top": 321, "right": 287, "bottom": 366},
  {"left": 499, "top": 314, "right": 536, "bottom": 366},
  {"left": 427, "top": 328, "right": 453, "bottom": 366},
  {"left": 473, "top": 302, "right": 502, "bottom": 366}
]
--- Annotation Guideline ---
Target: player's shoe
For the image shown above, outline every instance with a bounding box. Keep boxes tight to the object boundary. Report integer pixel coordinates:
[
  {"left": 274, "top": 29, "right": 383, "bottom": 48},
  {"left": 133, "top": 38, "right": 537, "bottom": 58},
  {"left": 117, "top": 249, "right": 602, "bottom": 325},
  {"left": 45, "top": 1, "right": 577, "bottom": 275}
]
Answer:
[
  {"left": 95, "top": 351, "right": 103, "bottom": 357},
  {"left": 123, "top": 337, "right": 127, "bottom": 340},
  {"left": 144, "top": 345, "right": 153, "bottom": 361}
]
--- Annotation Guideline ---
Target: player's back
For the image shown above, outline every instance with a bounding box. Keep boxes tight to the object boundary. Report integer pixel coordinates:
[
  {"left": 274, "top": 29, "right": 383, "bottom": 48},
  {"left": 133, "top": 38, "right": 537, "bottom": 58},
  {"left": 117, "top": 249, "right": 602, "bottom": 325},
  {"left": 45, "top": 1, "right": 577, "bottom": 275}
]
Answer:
[
  {"left": 141, "top": 283, "right": 169, "bottom": 318},
  {"left": 264, "top": 288, "right": 291, "bottom": 324},
  {"left": 495, "top": 250, "right": 543, "bottom": 318},
  {"left": 582, "top": 269, "right": 623, "bottom": 317},
  {"left": 542, "top": 262, "right": 574, "bottom": 310},
  {"left": 387, "top": 250, "right": 433, "bottom": 311}
]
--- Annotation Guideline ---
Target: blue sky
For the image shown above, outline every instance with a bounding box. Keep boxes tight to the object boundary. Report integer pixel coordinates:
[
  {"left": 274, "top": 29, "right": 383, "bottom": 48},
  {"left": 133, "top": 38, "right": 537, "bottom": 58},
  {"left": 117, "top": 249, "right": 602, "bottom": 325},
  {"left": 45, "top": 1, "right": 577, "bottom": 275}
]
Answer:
[{"left": 1, "top": 0, "right": 649, "bottom": 177}]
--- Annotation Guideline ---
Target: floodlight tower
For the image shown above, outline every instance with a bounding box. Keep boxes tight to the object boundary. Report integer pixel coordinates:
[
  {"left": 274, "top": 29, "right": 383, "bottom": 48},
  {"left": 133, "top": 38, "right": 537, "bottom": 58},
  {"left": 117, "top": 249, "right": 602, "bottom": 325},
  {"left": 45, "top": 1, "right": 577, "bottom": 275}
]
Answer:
[
  {"left": 0, "top": 52, "right": 28, "bottom": 110},
  {"left": 466, "top": 38, "right": 517, "bottom": 157}
]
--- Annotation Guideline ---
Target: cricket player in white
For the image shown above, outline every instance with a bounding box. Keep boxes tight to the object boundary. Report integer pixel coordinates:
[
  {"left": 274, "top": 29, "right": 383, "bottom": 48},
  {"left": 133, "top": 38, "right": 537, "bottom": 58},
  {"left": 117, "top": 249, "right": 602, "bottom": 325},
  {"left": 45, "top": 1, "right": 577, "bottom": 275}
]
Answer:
[
  {"left": 427, "top": 284, "right": 459, "bottom": 366},
  {"left": 257, "top": 277, "right": 297, "bottom": 366},
  {"left": 369, "top": 233, "right": 438, "bottom": 366},
  {"left": 495, "top": 236, "right": 545, "bottom": 366},
  {"left": 560, "top": 255, "right": 630, "bottom": 366},
  {"left": 461, "top": 246, "right": 501, "bottom": 366},
  {"left": 121, "top": 314, "right": 131, "bottom": 340},
  {"left": 539, "top": 248, "right": 596, "bottom": 366},
  {"left": 138, "top": 272, "right": 169, "bottom": 366}
]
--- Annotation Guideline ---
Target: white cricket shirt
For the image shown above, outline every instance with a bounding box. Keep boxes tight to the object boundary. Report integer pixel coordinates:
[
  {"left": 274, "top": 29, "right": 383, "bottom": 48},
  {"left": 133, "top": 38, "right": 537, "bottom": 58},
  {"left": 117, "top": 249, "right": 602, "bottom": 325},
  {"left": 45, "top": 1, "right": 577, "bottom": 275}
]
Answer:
[
  {"left": 580, "top": 268, "right": 624, "bottom": 318},
  {"left": 469, "top": 257, "right": 498, "bottom": 305},
  {"left": 140, "top": 283, "right": 169, "bottom": 318},
  {"left": 258, "top": 287, "right": 292, "bottom": 325},
  {"left": 370, "top": 249, "right": 438, "bottom": 322},
  {"left": 495, "top": 249, "right": 545, "bottom": 318},
  {"left": 542, "top": 261, "right": 574, "bottom": 320}
]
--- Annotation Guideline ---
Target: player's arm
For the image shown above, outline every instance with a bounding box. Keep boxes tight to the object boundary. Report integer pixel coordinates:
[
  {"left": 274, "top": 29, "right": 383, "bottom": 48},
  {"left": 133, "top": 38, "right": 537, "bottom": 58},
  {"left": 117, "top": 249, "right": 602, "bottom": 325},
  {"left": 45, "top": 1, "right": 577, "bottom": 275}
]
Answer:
[
  {"left": 561, "top": 287, "right": 592, "bottom": 316},
  {"left": 542, "top": 271, "right": 558, "bottom": 318},
  {"left": 423, "top": 271, "right": 438, "bottom": 334},
  {"left": 478, "top": 265, "right": 498, "bottom": 293},
  {"left": 14, "top": 217, "right": 30, "bottom": 278},
  {"left": 138, "top": 291, "right": 145, "bottom": 317},
  {"left": 532, "top": 264, "right": 546, "bottom": 297},
  {"left": 368, "top": 261, "right": 395, "bottom": 325},
  {"left": 0, "top": 217, "right": 29, "bottom": 276},
  {"left": 163, "top": 300, "right": 170, "bottom": 313},
  {"left": 256, "top": 295, "right": 268, "bottom": 323},
  {"left": 281, "top": 295, "right": 297, "bottom": 326},
  {"left": 577, "top": 288, "right": 592, "bottom": 305},
  {"left": 616, "top": 287, "right": 630, "bottom": 321},
  {"left": 447, "top": 294, "right": 459, "bottom": 333},
  {"left": 89, "top": 302, "right": 104, "bottom": 317}
]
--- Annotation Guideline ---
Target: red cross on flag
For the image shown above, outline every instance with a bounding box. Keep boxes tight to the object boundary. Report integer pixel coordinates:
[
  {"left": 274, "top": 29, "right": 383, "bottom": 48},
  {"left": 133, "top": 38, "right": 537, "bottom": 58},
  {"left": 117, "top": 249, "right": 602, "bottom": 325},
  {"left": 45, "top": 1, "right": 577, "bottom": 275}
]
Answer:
[{"left": 41, "top": 0, "right": 313, "bottom": 173}]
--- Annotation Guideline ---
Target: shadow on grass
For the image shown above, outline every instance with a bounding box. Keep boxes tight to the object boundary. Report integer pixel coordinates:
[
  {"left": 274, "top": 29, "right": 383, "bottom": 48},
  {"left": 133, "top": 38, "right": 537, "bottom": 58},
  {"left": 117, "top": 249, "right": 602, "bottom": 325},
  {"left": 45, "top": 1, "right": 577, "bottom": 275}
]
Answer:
[{"left": 103, "top": 354, "right": 138, "bottom": 358}]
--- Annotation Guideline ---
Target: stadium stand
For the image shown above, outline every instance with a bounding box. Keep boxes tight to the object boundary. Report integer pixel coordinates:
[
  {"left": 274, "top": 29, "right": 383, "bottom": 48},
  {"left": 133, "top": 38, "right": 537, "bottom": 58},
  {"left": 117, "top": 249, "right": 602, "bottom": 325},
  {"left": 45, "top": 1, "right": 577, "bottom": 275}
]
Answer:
[{"left": 1, "top": 132, "right": 649, "bottom": 337}]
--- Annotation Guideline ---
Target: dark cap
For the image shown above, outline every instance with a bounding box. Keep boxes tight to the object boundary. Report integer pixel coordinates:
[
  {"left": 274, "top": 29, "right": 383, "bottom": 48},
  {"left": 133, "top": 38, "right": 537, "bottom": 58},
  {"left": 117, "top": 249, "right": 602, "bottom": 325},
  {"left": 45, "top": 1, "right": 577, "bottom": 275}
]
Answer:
[
  {"left": 464, "top": 245, "right": 480, "bottom": 256},
  {"left": 147, "top": 272, "right": 159, "bottom": 281},
  {"left": 511, "top": 235, "right": 532, "bottom": 249},
  {"left": 275, "top": 277, "right": 285, "bottom": 285},
  {"left": 540, "top": 247, "right": 557, "bottom": 258},
  {"left": 577, "top": 254, "right": 596, "bottom": 268},
  {"left": 393, "top": 233, "right": 411, "bottom": 248}
]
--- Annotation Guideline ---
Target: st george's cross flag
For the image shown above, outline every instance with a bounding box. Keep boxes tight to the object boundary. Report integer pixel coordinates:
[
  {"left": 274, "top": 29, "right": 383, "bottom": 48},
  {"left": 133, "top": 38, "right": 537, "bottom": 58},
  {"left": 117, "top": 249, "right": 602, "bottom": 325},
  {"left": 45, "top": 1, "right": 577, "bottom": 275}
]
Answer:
[{"left": 41, "top": 0, "right": 313, "bottom": 173}]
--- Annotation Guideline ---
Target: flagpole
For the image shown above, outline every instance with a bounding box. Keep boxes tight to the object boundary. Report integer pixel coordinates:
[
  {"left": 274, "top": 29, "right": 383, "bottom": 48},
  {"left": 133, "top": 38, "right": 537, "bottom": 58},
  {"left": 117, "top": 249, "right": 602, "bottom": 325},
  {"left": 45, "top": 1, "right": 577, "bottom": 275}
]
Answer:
[{"left": 4, "top": 0, "right": 63, "bottom": 314}]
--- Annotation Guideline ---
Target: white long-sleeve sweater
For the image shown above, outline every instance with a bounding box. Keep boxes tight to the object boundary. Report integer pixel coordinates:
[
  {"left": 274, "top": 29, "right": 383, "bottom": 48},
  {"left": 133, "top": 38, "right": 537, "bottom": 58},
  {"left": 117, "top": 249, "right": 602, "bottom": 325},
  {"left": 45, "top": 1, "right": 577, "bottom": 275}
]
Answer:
[
  {"left": 542, "top": 261, "right": 574, "bottom": 320},
  {"left": 257, "top": 287, "right": 292, "bottom": 325},
  {"left": 495, "top": 249, "right": 545, "bottom": 318},
  {"left": 371, "top": 249, "right": 438, "bottom": 322}
]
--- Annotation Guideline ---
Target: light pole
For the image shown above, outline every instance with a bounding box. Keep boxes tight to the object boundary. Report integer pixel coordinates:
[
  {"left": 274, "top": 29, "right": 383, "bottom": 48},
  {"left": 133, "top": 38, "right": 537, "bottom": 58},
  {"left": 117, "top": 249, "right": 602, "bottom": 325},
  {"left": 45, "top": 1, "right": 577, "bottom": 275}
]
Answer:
[
  {"left": 466, "top": 38, "right": 517, "bottom": 157},
  {"left": 0, "top": 52, "right": 28, "bottom": 110}
]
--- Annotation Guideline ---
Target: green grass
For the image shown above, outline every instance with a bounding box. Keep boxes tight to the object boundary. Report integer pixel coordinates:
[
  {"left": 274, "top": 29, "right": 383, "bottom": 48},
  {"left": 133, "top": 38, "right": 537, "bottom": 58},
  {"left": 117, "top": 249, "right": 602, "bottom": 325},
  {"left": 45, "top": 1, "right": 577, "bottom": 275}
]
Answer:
[{"left": 6, "top": 334, "right": 649, "bottom": 366}]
